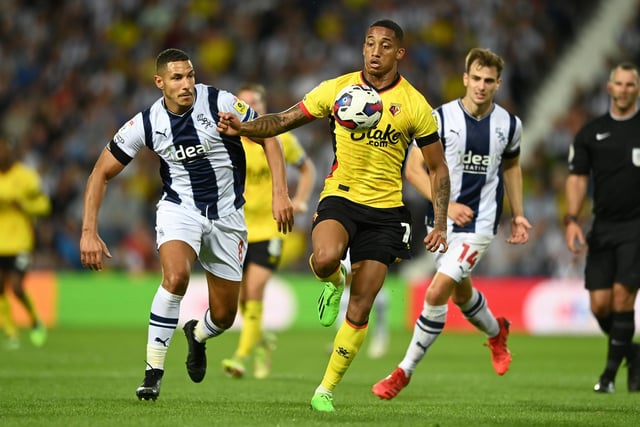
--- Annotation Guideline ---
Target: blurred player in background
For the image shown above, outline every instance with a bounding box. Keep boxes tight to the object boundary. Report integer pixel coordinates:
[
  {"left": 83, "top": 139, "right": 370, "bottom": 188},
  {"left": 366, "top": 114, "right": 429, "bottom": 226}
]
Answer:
[
  {"left": 565, "top": 61, "right": 640, "bottom": 393},
  {"left": 373, "top": 47, "right": 531, "bottom": 400},
  {"left": 218, "top": 19, "right": 450, "bottom": 413},
  {"left": 222, "top": 83, "right": 316, "bottom": 379},
  {"left": 0, "top": 131, "right": 51, "bottom": 349},
  {"left": 80, "top": 48, "right": 293, "bottom": 401}
]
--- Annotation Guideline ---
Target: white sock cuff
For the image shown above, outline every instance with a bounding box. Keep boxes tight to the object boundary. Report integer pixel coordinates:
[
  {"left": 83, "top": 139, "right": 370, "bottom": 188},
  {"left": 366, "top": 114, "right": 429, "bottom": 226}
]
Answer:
[
  {"left": 202, "top": 309, "right": 226, "bottom": 336},
  {"left": 424, "top": 303, "right": 448, "bottom": 319},
  {"left": 156, "top": 285, "right": 183, "bottom": 303}
]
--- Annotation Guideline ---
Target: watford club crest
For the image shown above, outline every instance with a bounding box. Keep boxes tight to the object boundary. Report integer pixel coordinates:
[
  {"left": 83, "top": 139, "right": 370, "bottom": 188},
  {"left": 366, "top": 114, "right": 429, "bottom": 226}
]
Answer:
[{"left": 389, "top": 103, "right": 401, "bottom": 116}]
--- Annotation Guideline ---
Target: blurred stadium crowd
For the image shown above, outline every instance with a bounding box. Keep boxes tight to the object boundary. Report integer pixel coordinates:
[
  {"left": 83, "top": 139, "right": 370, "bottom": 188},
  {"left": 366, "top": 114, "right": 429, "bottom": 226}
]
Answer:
[{"left": 2, "top": 0, "right": 639, "bottom": 276}]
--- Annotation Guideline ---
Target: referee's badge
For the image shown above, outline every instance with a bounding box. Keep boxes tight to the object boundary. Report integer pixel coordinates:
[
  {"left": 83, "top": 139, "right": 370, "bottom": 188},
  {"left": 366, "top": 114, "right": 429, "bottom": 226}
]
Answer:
[{"left": 633, "top": 148, "right": 640, "bottom": 167}]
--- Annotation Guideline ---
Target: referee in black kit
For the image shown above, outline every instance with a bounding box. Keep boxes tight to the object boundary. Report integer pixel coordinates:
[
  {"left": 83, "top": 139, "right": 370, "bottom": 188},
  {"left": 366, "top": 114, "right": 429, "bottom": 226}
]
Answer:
[{"left": 565, "top": 61, "right": 640, "bottom": 393}]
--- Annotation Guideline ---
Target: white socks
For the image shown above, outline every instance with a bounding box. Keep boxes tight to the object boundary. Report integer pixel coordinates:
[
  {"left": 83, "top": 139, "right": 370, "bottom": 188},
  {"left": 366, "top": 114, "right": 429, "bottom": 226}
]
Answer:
[
  {"left": 146, "top": 286, "right": 182, "bottom": 370},
  {"left": 398, "top": 303, "right": 448, "bottom": 376}
]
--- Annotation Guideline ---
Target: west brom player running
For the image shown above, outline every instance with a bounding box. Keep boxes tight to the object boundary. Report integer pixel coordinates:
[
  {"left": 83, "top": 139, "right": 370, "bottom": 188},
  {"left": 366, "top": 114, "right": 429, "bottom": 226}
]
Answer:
[
  {"left": 372, "top": 47, "right": 531, "bottom": 400},
  {"left": 79, "top": 48, "right": 293, "bottom": 401},
  {"left": 218, "top": 20, "right": 450, "bottom": 412}
]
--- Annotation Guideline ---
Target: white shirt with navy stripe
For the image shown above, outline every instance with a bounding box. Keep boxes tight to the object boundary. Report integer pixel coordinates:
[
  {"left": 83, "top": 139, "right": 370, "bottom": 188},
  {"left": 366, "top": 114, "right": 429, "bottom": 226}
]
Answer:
[
  {"left": 108, "top": 83, "right": 257, "bottom": 220},
  {"left": 429, "top": 99, "right": 522, "bottom": 236}
]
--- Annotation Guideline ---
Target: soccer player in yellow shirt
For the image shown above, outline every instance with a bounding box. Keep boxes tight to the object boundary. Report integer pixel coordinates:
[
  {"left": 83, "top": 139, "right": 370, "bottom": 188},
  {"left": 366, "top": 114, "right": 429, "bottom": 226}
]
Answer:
[
  {"left": 218, "top": 19, "right": 450, "bottom": 412},
  {"left": 0, "top": 132, "right": 51, "bottom": 349},
  {"left": 222, "top": 83, "right": 316, "bottom": 379}
]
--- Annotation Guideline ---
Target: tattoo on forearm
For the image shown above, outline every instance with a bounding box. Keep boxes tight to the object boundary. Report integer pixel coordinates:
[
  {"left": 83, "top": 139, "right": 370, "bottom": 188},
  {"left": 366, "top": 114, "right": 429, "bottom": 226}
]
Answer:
[
  {"left": 243, "top": 106, "right": 306, "bottom": 137},
  {"left": 435, "top": 176, "right": 450, "bottom": 227},
  {"left": 242, "top": 115, "right": 285, "bottom": 137}
]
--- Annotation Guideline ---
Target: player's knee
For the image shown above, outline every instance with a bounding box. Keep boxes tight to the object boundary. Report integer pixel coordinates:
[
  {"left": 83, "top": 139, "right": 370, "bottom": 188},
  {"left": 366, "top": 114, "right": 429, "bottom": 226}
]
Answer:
[
  {"left": 451, "top": 288, "right": 473, "bottom": 306},
  {"left": 346, "top": 300, "right": 372, "bottom": 325},
  {"left": 162, "top": 270, "right": 191, "bottom": 294},
  {"left": 208, "top": 307, "right": 237, "bottom": 329},
  {"left": 425, "top": 276, "right": 456, "bottom": 305},
  {"left": 311, "top": 251, "right": 340, "bottom": 278},
  {"left": 611, "top": 285, "right": 637, "bottom": 310},
  {"left": 451, "top": 293, "right": 467, "bottom": 306},
  {"left": 590, "top": 304, "right": 610, "bottom": 319}
]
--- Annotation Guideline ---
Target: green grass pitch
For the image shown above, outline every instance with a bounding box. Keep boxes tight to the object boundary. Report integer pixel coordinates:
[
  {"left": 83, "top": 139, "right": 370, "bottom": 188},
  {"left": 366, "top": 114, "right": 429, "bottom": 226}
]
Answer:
[{"left": 1, "top": 327, "right": 638, "bottom": 426}]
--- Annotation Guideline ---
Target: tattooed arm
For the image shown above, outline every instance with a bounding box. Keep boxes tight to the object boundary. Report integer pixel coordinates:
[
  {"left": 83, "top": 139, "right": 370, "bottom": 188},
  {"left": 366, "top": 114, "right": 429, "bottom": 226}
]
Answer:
[
  {"left": 405, "top": 145, "right": 474, "bottom": 227},
  {"left": 419, "top": 139, "right": 450, "bottom": 253},
  {"left": 217, "top": 103, "right": 314, "bottom": 138}
]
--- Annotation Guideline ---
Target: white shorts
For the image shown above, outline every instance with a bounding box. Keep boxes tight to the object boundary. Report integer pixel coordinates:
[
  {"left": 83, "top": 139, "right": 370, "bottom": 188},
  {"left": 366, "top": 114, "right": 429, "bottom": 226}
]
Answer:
[
  {"left": 156, "top": 200, "right": 248, "bottom": 281},
  {"left": 429, "top": 229, "right": 493, "bottom": 283}
]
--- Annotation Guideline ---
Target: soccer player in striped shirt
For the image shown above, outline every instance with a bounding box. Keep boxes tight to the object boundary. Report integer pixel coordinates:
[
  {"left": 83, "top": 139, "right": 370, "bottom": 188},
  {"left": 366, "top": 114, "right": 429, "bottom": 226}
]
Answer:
[
  {"left": 79, "top": 48, "right": 293, "bottom": 401},
  {"left": 372, "top": 47, "right": 532, "bottom": 400}
]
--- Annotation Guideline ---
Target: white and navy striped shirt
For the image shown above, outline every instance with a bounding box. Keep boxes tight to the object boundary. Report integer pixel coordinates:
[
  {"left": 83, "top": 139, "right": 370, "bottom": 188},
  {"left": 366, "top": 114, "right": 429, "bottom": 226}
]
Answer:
[
  {"left": 427, "top": 99, "right": 522, "bottom": 235},
  {"left": 108, "top": 83, "right": 257, "bottom": 220}
]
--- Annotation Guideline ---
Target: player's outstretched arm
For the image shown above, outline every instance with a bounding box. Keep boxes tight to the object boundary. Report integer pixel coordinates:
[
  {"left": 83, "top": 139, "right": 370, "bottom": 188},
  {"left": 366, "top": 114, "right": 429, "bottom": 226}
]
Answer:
[
  {"left": 216, "top": 112, "right": 242, "bottom": 136},
  {"left": 218, "top": 104, "right": 313, "bottom": 138},
  {"left": 80, "top": 148, "right": 124, "bottom": 271}
]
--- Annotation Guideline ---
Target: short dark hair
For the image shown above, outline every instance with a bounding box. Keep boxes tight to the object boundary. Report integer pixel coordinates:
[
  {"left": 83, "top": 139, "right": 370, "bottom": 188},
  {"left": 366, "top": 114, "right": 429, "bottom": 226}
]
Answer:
[
  {"left": 465, "top": 48, "right": 504, "bottom": 78},
  {"left": 610, "top": 61, "right": 640, "bottom": 84},
  {"left": 156, "top": 48, "right": 190, "bottom": 74},
  {"left": 369, "top": 19, "right": 404, "bottom": 42}
]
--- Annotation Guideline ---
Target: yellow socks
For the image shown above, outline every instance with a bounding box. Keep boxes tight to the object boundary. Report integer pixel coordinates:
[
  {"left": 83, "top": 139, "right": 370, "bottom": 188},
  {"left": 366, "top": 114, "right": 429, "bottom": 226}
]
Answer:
[
  {"left": 0, "top": 295, "right": 17, "bottom": 339},
  {"left": 236, "top": 300, "right": 263, "bottom": 358},
  {"left": 320, "top": 319, "right": 368, "bottom": 391}
]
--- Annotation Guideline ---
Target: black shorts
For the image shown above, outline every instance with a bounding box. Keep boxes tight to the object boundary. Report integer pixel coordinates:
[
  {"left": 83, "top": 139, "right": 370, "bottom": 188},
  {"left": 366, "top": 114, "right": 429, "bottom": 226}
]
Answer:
[
  {"left": 0, "top": 254, "right": 31, "bottom": 273},
  {"left": 244, "top": 239, "right": 283, "bottom": 271},
  {"left": 585, "top": 218, "right": 640, "bottom": 290},
  {"left": 312, "top": 196, "right": 412, "bottom": 265}
]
